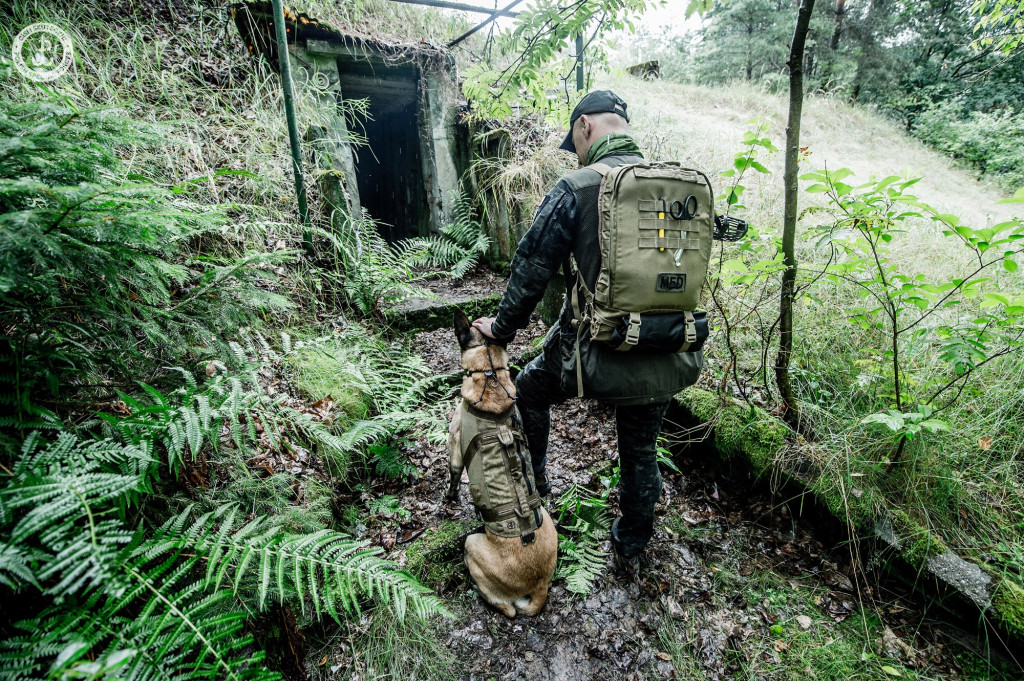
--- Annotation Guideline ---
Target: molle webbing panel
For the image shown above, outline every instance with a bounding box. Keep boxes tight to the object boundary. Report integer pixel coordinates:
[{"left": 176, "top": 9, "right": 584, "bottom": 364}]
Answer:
[
  {"left": 596, "top": 163, "right": 714, "bottom": 315},
  {"left": 460, "top": 402, "right": 543, "bottom": 541}
]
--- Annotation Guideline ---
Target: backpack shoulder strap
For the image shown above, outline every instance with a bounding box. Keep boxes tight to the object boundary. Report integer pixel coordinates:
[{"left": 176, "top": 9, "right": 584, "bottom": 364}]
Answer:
[{"left": 587, "top": 162, "right": 613, "bottom": 176}]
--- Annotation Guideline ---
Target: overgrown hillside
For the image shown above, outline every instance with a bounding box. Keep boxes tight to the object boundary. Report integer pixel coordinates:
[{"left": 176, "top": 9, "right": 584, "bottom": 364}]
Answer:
[{"left": 634, "top": 0, "right": 1024, "bottom": 192}]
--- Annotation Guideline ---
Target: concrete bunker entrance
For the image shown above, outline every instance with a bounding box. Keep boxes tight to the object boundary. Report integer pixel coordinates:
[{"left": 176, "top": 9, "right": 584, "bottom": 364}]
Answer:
[
  {"left": 340, "top": 62, "right": 428, "bottom": 243},
  {"left": 230, "top": 2, "right": 466, "bottom": 245}
]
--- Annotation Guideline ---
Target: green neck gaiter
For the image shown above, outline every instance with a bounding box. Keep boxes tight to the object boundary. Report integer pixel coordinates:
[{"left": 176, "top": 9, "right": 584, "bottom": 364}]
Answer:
[{"left": 585, "top": 132, "right": 643, "bottom": 165}]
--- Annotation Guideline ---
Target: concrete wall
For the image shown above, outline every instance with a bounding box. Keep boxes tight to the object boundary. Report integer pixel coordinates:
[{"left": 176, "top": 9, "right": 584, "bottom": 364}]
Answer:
[
  {"left": 287, "top": 41, "right": 465, "bottom": 239},
  {"left": 288, "top": 43, "right": 361, "bottom": 230}
]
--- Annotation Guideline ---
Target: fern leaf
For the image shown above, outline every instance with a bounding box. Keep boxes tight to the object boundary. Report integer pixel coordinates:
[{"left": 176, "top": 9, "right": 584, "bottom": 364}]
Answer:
[
  {"left": 0, "top": 541, "right": 40, "bottom": 590},
  {"left": 158, "top": 506, "right": 451, "bottom": 622}
]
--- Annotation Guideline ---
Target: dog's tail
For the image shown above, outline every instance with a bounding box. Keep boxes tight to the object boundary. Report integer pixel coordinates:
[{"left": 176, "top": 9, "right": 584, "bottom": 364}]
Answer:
[{"left": 514, "top": 582, "right": 548, "bottom": 617}]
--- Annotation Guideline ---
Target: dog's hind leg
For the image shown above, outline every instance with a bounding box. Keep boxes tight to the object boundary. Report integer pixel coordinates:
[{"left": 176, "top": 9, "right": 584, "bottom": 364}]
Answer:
[{"left": 465, "top": 535, "right": 517, "bottom": 618}]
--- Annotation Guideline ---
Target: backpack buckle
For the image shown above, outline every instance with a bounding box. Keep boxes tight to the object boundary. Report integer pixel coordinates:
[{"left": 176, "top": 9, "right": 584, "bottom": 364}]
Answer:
[{"left": 625, "top": 312, "right": 642, "bottom": 345}]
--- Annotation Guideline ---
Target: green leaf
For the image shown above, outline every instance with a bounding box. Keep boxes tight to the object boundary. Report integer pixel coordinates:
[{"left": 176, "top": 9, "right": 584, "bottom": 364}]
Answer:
[
  {"left": 686, "top": 0, "right": 714, "bottom": 18},
  {"left": 876, "top": 175, "right": 902, "bottom": 191},
  {"left": 1004, "top": 259, "right": 1018, "bottom": 273},
  {"left": 920, "top": 419, "right": 950, "bottom": 432},
  {"left": 982, "top": 293, "right": 1010, "bottom": 308},
  {"left": 996, "top": 187, "right": 1024, "bottom": 204}
]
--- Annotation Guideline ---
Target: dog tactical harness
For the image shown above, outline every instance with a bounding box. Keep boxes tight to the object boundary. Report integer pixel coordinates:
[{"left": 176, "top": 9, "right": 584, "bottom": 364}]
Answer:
[{"left": 458, "top": 401, "right": 544, "bottom": 544}]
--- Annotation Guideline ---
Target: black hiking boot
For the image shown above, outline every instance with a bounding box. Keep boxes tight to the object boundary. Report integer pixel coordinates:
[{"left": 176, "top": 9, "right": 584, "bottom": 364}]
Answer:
[
  {"left": 611, "top": 518, "right": 644, "bottom": 580},
  {"left": 533, "top": 470, "right": 551, "bottom": 497},
  {"left": 612, "top": 545, "right": 643, "bottom": 580}
]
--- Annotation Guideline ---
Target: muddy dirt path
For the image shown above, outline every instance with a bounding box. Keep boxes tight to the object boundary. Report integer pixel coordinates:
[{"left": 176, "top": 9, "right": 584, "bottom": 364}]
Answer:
[{"left": 343, "top": 314, "right": 990, "bottom": 680}]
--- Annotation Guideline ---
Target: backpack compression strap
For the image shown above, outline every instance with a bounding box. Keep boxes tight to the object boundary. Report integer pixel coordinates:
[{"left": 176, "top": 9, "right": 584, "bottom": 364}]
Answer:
[{"left": 567, "top": 163, "right": 614, "bottom": 397}]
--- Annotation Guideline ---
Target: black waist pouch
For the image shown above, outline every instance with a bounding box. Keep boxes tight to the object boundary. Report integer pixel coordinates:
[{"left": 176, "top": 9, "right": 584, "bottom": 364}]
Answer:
[{"left": 609, "top": 310, "right": 708, "bottom": 353}]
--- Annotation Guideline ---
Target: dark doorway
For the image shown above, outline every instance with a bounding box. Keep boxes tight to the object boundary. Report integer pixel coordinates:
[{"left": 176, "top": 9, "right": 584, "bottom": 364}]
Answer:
[{"left": 338, "top": 62, "right": 428, "bottom": 243}]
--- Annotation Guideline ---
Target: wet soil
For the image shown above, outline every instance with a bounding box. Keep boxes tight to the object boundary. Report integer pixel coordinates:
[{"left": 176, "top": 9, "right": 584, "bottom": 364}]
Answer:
[{"left": 353, "top": 310, "right": 990, "bottom": 680}]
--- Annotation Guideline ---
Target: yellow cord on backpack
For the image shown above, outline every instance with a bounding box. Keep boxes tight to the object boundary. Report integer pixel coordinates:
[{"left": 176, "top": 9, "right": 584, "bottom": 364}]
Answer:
[{"left": 658, "top": 212, "right": 665, "bottom": 251}]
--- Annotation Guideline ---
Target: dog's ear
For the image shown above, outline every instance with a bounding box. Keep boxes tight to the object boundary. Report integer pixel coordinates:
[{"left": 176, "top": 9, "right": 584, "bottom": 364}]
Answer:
[{"left": 454, "top": 309, "right": 474, "bottom": 350}]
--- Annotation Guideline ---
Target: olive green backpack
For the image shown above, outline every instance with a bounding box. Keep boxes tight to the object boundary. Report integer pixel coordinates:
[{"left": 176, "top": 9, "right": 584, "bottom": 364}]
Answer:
[{"left": 569, "top": 161, "right": 714, "bottom": 357}]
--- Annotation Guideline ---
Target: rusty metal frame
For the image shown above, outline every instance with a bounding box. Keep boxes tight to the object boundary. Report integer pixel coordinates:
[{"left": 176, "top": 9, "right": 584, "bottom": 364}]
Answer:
[{"left": 387, "top": 0, "right": 520, "bottom": 17}]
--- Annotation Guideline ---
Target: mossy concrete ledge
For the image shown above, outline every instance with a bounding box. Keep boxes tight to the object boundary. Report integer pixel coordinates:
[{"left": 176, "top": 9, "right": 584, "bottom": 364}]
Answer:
[
  {"left": 670, "top": 386, "right": 1024, "bottom": 644},
  {"left": 404, "top": 519, "right": 478, "bottom": 590},
  {"left": 385, "top": 292, "right": 503, "bottom": 333}
]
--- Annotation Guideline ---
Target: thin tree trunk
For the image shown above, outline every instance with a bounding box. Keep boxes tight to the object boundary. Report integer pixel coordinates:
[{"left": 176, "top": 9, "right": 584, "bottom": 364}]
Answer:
[
  {"left": 776, "top": 0, "right": 815, "bottom": 428},
  {"left": 746, "top": 24, "right": 754, "bottom": 80},
  {"left": 851, "top": 0, "right": 884, "bottom": 102},
  {"left": 829, "top": 0, "right": 845, "bottom": 50}
]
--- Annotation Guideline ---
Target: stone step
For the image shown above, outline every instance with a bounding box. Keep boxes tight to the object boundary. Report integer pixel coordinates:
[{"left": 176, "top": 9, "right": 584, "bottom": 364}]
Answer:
[{"left": 385, "top": 291, "right": 503, "bottom": 333}]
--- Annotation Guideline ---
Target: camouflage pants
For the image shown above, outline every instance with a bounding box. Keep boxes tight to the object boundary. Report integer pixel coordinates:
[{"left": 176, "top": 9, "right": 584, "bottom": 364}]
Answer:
[{"left": 516, "top": 347, "right": 671, "bottom": 560}]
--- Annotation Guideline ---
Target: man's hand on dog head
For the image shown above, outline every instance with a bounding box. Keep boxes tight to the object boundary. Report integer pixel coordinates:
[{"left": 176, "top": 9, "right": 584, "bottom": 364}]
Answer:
[{"left": 472, "top": 317, "right": 497, "bottom": 340}]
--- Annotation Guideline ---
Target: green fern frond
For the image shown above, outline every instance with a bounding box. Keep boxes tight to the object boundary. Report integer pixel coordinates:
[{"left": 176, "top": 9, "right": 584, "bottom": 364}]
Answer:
[
  {"left": 2, "top": 557, "right": 282, "bottom": 681},
  {"left": 553, "top": 484, "right": 612, "bottom": 596},
  {"left": 0, "top": 433, "right": 280, "bottom": 680},
  {"left": 367, "top": 442, "right": 418, "bottom": 479},
  {"left": 398, "top": 191, "right": 490, "bottom": 279},
  {"left": 555, "top": 533, "right": 607, "bottom": 595},
  {"left": 0, "top": 542, "right": 40, "bottom": 590},
  {"left": 155, "top": 506, "right": 451, "bottom": 622}
]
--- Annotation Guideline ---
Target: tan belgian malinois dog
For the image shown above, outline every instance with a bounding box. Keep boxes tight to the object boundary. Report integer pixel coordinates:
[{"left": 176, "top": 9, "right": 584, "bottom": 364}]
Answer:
[{"left": 446, "top": 310, "right": 557, "bottom": 618}]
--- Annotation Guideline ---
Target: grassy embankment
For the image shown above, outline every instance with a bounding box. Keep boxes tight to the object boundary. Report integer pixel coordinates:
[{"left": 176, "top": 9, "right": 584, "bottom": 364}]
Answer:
[
  {"left": 0, "top": 0, "right": 471, "bottom": 678},
  {"left": 599, "top": 71, "right": 1024, "bottom": 641}
]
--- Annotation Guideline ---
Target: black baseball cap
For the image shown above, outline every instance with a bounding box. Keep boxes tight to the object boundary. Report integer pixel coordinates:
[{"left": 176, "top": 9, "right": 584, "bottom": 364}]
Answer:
[{"left": 559, "top": 90, "right": 629, "bottom": 152}]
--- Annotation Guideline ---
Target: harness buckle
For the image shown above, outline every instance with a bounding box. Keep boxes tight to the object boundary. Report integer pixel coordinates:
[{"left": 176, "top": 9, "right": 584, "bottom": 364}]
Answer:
[
  {"left": 497, "top": 425, "right": 514, "bottom": 446},
  {"left": 684, "top": 310, "right": 697, "bottom": 343},
  {"left": 625, "top": 312, "right": 642, "bottom": 346}
]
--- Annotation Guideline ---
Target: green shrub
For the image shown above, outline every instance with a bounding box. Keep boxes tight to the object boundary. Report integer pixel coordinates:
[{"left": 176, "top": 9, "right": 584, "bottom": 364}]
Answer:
[
  {"left": 0, "top": 99, "right": 291, "bottom": 429},
  {"left": 913, "top": 100, "right": 1024, "bottom": 191}
]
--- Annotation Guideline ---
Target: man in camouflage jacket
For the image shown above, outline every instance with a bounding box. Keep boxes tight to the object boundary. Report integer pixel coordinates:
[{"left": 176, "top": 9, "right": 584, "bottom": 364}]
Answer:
[{"left": 473, "top": 90, "right": 703, "bottom": 572}]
